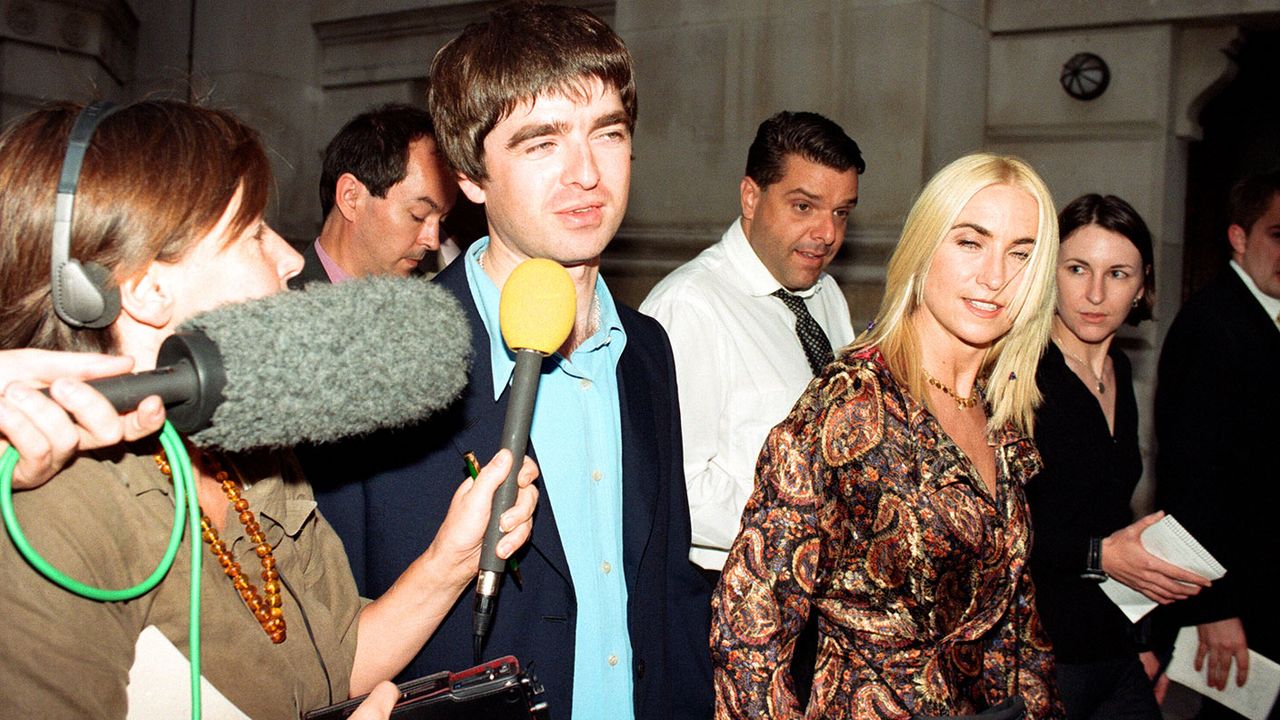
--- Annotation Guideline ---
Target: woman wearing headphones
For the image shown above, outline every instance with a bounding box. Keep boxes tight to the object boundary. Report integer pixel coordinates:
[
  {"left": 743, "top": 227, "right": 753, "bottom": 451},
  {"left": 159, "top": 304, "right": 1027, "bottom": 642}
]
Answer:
[{"left": 0, "top": 100, "right": 538, "bottom": 719}]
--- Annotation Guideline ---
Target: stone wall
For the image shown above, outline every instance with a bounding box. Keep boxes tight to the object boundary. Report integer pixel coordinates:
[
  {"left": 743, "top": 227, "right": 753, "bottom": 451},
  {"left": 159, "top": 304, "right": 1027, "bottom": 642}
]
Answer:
[{"left": 4, "top": 0, "right": 1278, "bottom": 508}]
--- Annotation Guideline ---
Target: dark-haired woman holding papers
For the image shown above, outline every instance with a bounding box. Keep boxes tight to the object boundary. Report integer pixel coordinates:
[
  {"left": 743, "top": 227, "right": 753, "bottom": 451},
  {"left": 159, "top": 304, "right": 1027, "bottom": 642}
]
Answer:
[{"left": 1025, "top": 194, "right": 1210, "bottom": 720}]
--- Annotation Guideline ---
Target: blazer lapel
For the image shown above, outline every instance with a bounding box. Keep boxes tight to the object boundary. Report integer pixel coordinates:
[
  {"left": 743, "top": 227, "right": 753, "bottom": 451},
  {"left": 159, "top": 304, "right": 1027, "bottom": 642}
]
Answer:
[
  {"left": 617, "top": 334, "right": 660, "bottom": 589},
  {"left": 436, "top": 262, "right": 574, "bottom": 588}
]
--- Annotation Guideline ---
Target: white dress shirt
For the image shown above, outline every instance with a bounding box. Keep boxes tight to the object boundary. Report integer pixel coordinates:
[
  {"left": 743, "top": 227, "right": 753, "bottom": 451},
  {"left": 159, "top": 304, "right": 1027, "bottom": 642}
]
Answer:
[
  {"left": 1230, "top": 259, "right": 1280, "bottom": 328},
  {"left": 640, "top": 218, "right": 854, "bottom": 570}
]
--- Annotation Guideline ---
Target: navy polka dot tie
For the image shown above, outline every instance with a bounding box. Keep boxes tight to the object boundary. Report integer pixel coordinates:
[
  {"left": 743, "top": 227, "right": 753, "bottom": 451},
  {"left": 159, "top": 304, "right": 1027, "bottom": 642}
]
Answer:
[{"left": 772, "top": 289, "right": 834, "bottom": 376}]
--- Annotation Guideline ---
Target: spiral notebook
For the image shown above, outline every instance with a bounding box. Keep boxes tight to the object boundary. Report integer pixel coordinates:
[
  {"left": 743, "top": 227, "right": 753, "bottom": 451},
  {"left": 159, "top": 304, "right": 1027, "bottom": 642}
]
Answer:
[{"left": 1099, "top": 514, "right": 1227, "bottom": 623}]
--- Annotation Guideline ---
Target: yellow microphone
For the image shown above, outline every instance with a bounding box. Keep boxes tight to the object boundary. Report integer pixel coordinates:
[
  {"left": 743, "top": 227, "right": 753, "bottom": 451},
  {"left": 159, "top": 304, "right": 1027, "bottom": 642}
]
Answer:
[
  {"left": 475, "top": 258, "right": 575, "bottom": 658},
  {"left": 499, "top": 257, "right": 576, "bottom": 355}
]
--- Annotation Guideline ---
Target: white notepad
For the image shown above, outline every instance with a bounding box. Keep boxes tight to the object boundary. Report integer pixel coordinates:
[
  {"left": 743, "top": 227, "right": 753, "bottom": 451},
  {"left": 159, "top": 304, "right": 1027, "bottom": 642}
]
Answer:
[
  {"left": 126, "top": 625, "right": 251, "bottom": 720},
  {"left": 1167, "top": 625, "right": 1280, "bottom": 720},
  {"left": 1099, "top": 514, "right": 1227, "bottom": 622}
]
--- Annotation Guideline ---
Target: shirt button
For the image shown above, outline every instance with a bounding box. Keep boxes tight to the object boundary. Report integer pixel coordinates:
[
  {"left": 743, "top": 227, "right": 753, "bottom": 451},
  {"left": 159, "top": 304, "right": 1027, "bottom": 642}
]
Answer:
[
  {"left": 591, "top": 470, "right": 603, "bottom": 482},
  {"left": 601, "top": 561, "right": 612, "bottom": 575},
  {"left": 580, "top": 378, "right": 593, "bottom": 390},
  {"left": 607, "top": 654, "right": 618, "bottom": 667}
]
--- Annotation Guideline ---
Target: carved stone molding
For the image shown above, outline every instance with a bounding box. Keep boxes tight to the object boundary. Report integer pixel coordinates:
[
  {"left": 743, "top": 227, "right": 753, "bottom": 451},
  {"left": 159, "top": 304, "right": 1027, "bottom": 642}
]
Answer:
[
  {"left": 0, "top": 0, "right": 137, "bottom": 84},
  {"left": 1172, "top": 26, "right": 1240, "bottom": 141},
  {"left": 313, "top": 0, "right": 614, "bottom": 89}
]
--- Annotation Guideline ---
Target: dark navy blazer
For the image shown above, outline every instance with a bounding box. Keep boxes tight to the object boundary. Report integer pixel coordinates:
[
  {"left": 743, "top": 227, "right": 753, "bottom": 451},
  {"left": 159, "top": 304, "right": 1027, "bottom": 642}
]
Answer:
[
  {"left": 1154, "top": 268, "right": 1280, "bottom": 658},
  {"left": 307, "top": 258, "right": 714, "bottom": 720},
  {"left": 287, "top": 240, "right": 330, "bottom": 290}
]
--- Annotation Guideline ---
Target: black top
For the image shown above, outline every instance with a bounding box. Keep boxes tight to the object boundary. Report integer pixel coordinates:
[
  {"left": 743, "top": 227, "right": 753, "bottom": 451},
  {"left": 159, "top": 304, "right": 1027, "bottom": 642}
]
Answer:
[
  {"left": 1026, "top": 342, "right": 1143, "bottom": 662},
  {"left": 1154, "top": 269, "right": 1280, "bottom": 657}
]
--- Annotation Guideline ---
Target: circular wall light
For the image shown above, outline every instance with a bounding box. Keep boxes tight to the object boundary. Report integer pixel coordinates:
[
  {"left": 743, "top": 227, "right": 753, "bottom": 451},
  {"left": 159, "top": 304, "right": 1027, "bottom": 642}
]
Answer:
[{"left": 1060, "top": 52, "right": 1110, "bottom": 101}]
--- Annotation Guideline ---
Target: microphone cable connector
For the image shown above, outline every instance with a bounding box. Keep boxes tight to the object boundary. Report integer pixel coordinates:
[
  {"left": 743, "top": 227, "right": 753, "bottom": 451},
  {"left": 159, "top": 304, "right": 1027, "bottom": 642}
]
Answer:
[{"left": 473, "top": 568, "right": 501, "bottom": 663}]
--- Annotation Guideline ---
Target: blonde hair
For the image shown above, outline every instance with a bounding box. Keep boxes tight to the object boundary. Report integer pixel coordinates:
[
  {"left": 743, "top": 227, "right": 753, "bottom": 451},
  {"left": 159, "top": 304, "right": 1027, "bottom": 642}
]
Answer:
[{"left": 853, "top": 153, "right": 1058, "bottom": 434}]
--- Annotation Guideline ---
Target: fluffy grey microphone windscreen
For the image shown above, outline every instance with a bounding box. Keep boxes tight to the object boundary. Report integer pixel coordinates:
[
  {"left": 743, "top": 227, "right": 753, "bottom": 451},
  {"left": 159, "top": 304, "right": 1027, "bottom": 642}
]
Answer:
[{"left": 180, "top": 276, "right": 470, "bottom": 452}]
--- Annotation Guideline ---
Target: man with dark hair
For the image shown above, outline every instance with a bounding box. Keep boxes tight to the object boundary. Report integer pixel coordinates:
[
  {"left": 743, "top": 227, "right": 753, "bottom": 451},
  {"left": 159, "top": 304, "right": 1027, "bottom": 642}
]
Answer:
[
  {"left": 310, "top": 5, "right": 712, "bottom": 720},
  {"left": 1155, "top": 168, "right": 1280, "bottom": 717},
  {"left": 641, "top": 110, "right": 864, "bottom": 577},
  {"left": 289, "top": 103, "right": 457, "bottom": 287}
]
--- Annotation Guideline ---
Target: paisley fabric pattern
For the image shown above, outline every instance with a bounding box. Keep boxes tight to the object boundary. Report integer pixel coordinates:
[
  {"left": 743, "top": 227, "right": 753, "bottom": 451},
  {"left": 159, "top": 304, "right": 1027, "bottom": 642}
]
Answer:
[{"left": 711, "top": 346, "right": 1064, "bottom": 720}]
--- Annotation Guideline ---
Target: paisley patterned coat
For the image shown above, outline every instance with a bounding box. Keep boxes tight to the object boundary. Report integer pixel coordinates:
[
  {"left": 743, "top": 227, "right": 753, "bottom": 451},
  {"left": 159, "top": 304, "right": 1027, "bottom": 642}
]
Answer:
[{"left": 710, "top": 346, "right": 1064, "bottom": 719}]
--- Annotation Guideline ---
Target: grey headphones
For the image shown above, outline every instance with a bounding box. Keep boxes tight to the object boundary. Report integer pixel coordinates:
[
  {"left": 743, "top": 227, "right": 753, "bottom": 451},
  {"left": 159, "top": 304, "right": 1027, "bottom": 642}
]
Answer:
[{"left": 50, "top": 100, "right": 122, "bottom": 329}]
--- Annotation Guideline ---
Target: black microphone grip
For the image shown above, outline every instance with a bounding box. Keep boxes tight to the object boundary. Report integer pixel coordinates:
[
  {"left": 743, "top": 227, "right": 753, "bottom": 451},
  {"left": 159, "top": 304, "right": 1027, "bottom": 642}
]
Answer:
[
  {"left": 84, "top": 361, "right": 199, "bottom": 411},
  {"left": 40, "top": 331, "right": 225, "bottom": 434},
  {"left": 479, "top": 348, "right": 542, "bottom": 575}
]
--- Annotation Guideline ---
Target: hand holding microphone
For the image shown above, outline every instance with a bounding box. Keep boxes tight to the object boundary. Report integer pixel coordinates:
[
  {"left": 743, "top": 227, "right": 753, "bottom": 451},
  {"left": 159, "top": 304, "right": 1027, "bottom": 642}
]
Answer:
[
  {"left": 473, "top": 258, "right": 576, "bottom": 655},
  {"left": 433, "top": 449, "right": 539, "bottom": 591},
  {"left": 1, "top": 350, "right": 166, "bottom": 489}
]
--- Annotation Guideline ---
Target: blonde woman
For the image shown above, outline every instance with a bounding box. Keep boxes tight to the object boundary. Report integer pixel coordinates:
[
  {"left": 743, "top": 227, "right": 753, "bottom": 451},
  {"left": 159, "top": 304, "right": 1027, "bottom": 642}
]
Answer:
[{"left": 712, "top": 154, "right": 1065, "bottom": 719}]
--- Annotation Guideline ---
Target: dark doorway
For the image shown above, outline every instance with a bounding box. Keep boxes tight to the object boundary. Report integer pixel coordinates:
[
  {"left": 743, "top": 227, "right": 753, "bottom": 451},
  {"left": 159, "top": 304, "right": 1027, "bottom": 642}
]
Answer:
[{"left": 1182, "top": 28, "right": 1280, "bottom": 301}]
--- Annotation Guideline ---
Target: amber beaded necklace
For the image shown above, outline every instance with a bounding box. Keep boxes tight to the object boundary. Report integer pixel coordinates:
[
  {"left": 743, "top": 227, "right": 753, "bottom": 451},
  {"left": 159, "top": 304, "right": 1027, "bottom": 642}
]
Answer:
[{"left": 154, "top": 450, "right": 286, "bottom": 644}]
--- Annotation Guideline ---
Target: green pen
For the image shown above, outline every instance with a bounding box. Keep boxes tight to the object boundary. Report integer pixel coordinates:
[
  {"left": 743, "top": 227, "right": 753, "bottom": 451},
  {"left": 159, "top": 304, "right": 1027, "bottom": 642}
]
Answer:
[{"left": 464, "top": 451, "right": 522, "bottom": 587}]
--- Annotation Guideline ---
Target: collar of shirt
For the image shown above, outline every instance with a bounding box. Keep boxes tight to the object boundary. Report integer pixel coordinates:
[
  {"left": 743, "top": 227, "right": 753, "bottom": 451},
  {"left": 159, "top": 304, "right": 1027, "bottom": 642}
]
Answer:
[
  {"left": 314, "top": 238, "right": 355, "bottom": 283},
  {"left": 463, "top": 237, "right": 628, "bottom": 400},
  {"left": 118, "top": 449, "right": 318, "bottom": 539},
  {"left": 724, "top": 216, "right": 827, "bottom": 300},
  {"left": 1230, "top": 259, "right": 1280, "bottom": 326}
]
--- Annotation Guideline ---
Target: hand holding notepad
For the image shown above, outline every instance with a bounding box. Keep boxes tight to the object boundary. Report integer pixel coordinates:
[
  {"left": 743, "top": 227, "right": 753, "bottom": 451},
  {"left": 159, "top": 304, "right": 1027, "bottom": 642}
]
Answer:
[
  {"left": 1167, "top": 625, "right": 1280, "bottom": 720},
  {"left": 1099, "top": 514, "right": 1227, "bottom": 623}
]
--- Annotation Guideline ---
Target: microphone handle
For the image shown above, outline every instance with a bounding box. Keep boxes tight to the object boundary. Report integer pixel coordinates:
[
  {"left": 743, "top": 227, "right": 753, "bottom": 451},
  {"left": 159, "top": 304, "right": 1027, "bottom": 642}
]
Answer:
[
  {"left": 43, "top": 331, "right": 224, "bottom": 434},
  {"left": 479, "top": 349, "right": 542, "bottom": 575},
  {"left": 82, "top": 361, "right": 200, "bottom": 412}
]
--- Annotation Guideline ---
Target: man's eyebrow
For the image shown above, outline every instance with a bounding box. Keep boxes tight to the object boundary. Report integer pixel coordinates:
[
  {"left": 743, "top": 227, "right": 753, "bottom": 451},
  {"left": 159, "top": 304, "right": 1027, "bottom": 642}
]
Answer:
[
  {"left": 505, "top": 120, "right": 570, "bottom": 150},
  {"left": 413, "top": 196, "right": 443, "bottom": 211},
  {"left": 591, "top": 111, "right": 631, "bottom": 132},
  {"left": 777, "top": 187, "right": 859, "bottom": 209},
  {"left": 784, "top": 187, "right": 822, "bottom": 201}
]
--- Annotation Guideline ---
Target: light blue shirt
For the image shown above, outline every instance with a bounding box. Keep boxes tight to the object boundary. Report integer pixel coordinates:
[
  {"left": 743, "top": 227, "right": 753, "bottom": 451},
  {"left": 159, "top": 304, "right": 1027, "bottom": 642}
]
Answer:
[{"left": 463, "top": 239, "right": 635, "bottom": 720}]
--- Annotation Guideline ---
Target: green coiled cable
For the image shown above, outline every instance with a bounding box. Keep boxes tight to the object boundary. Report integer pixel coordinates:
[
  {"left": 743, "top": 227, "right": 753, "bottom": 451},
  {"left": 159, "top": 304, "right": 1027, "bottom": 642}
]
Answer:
[{"left": 0, "top": 421, "right": 203, "bottom": 720}]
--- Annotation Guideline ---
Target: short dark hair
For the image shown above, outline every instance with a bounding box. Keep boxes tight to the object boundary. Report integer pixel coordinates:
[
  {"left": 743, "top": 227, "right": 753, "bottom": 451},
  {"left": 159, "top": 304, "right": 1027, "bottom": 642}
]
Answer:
[
  {"left": 744, "top": 111, "right": 866, "bottom": 189},
  {"left": 427, "top": 3, "right": 636, "bottom": 182},
  {"left": 319, "top": 103, "right": 435, "bottom": 218},
  {"left": 1227, "top": 168, "right": 1280, "bottom": 234},
  {"left": 1058, "top": 193, "right": 1155, "bottom": 326}
]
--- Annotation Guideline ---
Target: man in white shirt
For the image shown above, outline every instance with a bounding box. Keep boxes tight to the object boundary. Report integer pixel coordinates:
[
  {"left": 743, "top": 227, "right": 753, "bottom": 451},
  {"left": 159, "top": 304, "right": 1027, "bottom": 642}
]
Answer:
[{"left": 641, "top": 111, "right": 864, "bottom": 575}]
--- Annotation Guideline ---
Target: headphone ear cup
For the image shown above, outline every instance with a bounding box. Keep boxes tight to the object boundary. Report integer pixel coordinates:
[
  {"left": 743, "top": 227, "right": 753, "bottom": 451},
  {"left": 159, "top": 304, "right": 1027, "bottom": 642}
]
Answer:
[{"left": 52, "top": 259, "right": 120, "bottom": 329}]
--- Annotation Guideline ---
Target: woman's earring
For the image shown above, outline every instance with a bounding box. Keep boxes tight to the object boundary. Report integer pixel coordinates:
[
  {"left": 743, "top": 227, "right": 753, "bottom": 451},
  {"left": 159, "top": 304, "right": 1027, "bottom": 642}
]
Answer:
[{"left": 1132, "top": 296, "right": 1141, "bottom": 308}]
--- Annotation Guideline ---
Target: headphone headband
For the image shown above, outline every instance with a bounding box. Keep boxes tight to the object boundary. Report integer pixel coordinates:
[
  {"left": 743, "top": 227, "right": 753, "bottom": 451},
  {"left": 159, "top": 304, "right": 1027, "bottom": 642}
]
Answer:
[{"left": 50, "top": 100, "right": 122, "bottom": 329}]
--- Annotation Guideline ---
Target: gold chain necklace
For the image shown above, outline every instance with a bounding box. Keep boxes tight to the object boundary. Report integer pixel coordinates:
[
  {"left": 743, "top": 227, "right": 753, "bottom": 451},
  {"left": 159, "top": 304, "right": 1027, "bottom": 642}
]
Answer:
[
  {"left": 154, "top": 450, "right": 287, "bottom": 643},
  {"left": 922, "top": 369, "right": 980, "bottom": 409},
  {"left": 1052, "top": 335, "right": 1106, "bottom": 395}
]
